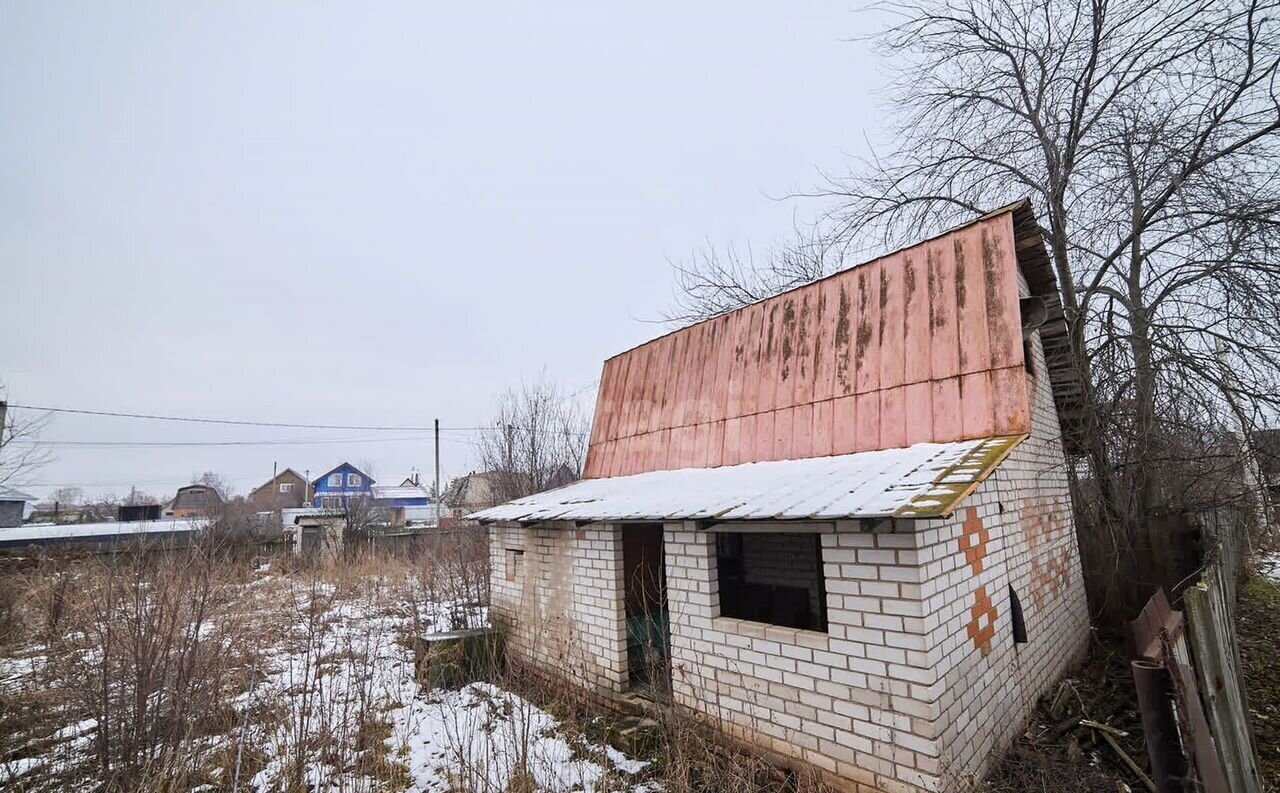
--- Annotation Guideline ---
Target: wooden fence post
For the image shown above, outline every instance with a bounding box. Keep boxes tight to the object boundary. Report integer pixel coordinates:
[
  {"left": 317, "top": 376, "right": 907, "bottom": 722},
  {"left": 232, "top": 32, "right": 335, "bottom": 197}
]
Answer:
[{"left": 1184, "top": 559, "right": 1263, "bottom": 793}]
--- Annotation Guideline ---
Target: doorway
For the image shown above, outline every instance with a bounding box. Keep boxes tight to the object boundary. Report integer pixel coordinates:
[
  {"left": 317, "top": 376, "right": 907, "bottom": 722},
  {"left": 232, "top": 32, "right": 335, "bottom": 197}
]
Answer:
[{"left": 622, "top": 523, "right": 670, "bottom": 692}]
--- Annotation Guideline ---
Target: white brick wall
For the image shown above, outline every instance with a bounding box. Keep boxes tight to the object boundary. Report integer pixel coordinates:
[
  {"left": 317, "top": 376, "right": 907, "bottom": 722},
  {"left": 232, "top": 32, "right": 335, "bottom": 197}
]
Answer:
[
  {"left": 489, "top": 523, "right": 629, "bottom": 694},
  {"left": 920, "top": 315, "right": 1090, "bottom": 788},
  {"left": 667, "top": 522, "right": 948, "bottom": 793}
]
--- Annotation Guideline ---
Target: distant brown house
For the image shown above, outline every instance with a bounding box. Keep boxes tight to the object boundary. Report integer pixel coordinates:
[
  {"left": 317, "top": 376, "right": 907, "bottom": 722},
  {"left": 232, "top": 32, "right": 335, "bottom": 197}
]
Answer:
[
  {"left": 445, "top": 467, "right": 579, "bottom": 516},
  {"left": 166, "top": 484, "right": 222, "bottom": 519},
  {"left": 445, "top": 471, "right": 527, "bottom": 515},
  {"left": 247, "top": 468, "right": 309, "bottom": 512}
]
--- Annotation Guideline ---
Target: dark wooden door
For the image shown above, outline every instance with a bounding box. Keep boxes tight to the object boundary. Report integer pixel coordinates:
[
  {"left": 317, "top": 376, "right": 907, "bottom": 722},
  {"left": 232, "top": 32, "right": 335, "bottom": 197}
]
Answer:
[{"left": 622, "top": 524, "right": 669, "bottom": 691}]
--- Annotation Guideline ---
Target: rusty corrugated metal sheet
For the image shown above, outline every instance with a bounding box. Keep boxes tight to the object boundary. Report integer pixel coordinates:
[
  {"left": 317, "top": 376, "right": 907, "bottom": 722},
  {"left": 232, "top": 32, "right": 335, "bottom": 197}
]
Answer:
[{"left": 584, "top": 209, "right": 1031, "bottom": 479}]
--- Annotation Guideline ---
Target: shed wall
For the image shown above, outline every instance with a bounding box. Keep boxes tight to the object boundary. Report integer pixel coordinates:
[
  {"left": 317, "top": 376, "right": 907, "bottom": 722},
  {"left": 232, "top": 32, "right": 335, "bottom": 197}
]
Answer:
[
  {"left": 916, "top": 312, "right": 1089, "bottom": 787},
  {"left": 666, "top": 522, "right": 943, "bottom": 792},
  {"left": 0, "top": 501, "right": 22, "bottom": 528},
  {"left": 489, "top": 523, "right": 629, "bottom": 695}
]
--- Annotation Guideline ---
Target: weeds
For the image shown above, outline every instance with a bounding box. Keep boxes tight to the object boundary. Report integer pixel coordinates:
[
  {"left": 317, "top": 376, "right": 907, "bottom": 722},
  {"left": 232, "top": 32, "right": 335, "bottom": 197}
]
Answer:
[
  {"left": 0, "top": 529, "right": 843, "bottom": 793},
  {"left": 1238, "top": 563, "right": 1280, "bottom": 789}
]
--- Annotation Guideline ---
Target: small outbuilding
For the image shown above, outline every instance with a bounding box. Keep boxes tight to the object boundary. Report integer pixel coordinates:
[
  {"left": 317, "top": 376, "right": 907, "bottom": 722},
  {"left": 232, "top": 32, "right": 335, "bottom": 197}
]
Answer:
[
  {"left": 117, "top": 503, "right": 162, "bottom": 523},
  {"left": 0, "top": 487, "right": 35, "bottom": 528},
  {"left": 474, "top": 201, "right": 1090, "bottom": 793}
]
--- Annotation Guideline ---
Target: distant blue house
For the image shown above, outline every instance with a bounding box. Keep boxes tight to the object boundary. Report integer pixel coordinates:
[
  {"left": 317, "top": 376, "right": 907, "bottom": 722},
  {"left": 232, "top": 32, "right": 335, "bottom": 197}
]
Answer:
[{"left": 311, "top": 463, "right": 375, "bottom": 509}]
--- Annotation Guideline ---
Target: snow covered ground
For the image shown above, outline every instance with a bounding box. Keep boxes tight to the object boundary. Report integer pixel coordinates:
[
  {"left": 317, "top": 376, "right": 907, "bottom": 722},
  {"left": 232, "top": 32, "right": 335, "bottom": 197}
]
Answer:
[
  {"left": 1258, "top": 550, "right": 1280, "bottom": 583},
  {"left": 0, "top": 563, "right": 652, "bottom": 793}
]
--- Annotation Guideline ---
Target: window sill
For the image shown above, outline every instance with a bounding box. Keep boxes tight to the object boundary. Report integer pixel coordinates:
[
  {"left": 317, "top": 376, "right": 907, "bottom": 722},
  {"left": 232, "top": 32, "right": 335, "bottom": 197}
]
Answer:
[{"left": 711, "top": 616, "right": 829, "bottom": 648}]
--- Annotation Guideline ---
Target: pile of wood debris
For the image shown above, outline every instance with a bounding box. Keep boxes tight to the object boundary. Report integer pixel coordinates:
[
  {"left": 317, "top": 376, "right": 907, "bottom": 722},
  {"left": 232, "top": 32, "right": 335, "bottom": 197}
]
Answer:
[{"left": 979, "top": 642, "right": 1153, "bottom": 792}]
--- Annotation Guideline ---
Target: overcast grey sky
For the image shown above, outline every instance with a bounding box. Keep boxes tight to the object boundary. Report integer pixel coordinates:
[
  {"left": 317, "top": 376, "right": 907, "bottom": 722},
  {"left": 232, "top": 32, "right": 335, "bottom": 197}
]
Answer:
[{"left": 1, "top": 1, "right": 889, "bottom": 500}]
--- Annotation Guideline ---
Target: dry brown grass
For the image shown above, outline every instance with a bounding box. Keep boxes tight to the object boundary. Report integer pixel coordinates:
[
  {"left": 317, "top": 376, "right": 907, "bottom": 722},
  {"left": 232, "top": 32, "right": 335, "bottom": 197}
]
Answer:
[
  {"left": 0, "top": 527, "right": 958, "bottom": 793},
  {"left": 0, "top": 537, "right": 434, "bottom": 792},
  {"left": 1238, "top": 563, "right": 1280, "bottom": 791},
  {"left": 470, "top": 638, "right": 834, "bottom": 793}
]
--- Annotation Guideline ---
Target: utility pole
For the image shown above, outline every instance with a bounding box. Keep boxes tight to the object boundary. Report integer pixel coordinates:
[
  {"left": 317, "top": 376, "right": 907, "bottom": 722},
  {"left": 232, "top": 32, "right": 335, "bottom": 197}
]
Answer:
[
  {"left": 0, "top": 401, "right": 7, "bottom": 447},
  {"left": 434, "top": 418, "right": 441, "bottom": 527}
]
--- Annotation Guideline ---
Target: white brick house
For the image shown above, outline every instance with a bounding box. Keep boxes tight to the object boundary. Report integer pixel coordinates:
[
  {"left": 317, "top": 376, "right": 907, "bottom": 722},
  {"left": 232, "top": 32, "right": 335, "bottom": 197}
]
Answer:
[{"left": 475, "top": 201, "right": 1090, "bottom": 793}]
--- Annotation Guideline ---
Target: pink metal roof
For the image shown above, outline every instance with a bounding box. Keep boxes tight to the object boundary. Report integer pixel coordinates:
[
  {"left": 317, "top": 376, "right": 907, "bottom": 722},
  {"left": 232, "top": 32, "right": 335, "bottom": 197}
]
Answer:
[{"left": 584, "top": 209, "right": 1031, "bottom": 479}]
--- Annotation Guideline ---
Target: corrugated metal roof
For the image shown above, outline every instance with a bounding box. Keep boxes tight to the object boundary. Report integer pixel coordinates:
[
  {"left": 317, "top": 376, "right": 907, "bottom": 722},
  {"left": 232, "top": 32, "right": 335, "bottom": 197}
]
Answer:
[
  {"left": 584, "top": 206, "right": 1033, "bottom": 479},
  {"left": 372, "top": 485, "right": 430, "bottom": 500},
  {"left": 473, "top": 435, "right": 1023, "bottom": 525},
  {"left": 0, "top": 519, "right": 200, "bottom": 546},
  {"left": 0, "top": 487, "right": 35, "bottom": 502}
]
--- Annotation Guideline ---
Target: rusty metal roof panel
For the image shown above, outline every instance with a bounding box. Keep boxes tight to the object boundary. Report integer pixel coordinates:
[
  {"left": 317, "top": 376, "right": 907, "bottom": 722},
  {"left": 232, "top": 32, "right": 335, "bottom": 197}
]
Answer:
[
  {"left": 474, "top": 435, "right": 1024, "bottom": 525},
  {"left": 583, "top": 205, "right": 1037, "bottom": 479}
]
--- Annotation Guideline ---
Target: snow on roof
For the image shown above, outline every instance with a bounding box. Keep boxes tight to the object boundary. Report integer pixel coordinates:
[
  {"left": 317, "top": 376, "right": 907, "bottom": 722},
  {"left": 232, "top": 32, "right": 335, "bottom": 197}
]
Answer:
[
  {"left": 472, "top": 435, "right": 1024, "bottom": 525},
  {"left": 0, "top": 487, "right": 35, "bottom": 502},
  {"left": 372, "top": 485, "right": 430, "bottom": 500},
  {"left": 0, "top": 519, "right": 202, "bottom": 545}
]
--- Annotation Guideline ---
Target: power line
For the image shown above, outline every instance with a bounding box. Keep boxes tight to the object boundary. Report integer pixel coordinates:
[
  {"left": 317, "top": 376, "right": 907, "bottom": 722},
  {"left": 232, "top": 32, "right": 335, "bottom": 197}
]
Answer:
[
  {"left": 24, "top": 473, "right": 266, "bottom": 488},
  {"left": 8, "top": 403, "right": 593, "bottom": 436},
  {"left": 7, "top": 403, "right": 436, "bottom": 431},
  {"left": 6, "top": 434, "right": 435, "bottom": 449}
]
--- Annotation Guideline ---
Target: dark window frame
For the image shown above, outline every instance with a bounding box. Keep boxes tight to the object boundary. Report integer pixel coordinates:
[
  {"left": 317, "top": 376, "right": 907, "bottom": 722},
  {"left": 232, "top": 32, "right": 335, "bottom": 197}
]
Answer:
[{"left": 714, "top": 531, "right": 828, "bottom": 633}]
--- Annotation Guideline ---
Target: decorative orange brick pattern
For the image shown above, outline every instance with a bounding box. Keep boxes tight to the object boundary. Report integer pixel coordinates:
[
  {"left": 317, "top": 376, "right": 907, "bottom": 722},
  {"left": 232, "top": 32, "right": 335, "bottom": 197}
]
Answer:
[
  {"left": 1021, "top": 497, "right": 1072, "bottom": 613},
  {"left": 1020, "top": 496, "right": 1067, "bottom": 549},
  {"left": 959, "top": 508, "right": 998, "bottom": 654},
  {"left": 1030, "top": 548, "right": 1073, "bottom": 612},
  {"left": 966, "top": 584, "right": 998, "bottom": 656},
  {"left": 959, "top": 508, "right": 989, "bottom": 574}
]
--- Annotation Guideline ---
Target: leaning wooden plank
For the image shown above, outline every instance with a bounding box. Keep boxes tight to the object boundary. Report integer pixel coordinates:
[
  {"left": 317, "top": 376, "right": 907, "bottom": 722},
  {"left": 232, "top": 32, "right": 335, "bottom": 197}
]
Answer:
[{"left": 1184, "top": 564, "right": 1264, "bottom": 793}]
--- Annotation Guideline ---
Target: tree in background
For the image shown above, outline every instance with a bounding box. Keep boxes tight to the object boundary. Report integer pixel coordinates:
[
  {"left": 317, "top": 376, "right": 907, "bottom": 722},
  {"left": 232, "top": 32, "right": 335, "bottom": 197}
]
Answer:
[
  {"left": 122, "top": 486, "right": 157, "bottom": 506},
  {"left": 0, "top": 394, "right": 50, "bottom": 489},
  {"left": 48, "top": 487, "right": 85, "bottom": 508},
  {"left": 477, "top": 376, "right": 590, "bottom": 504},
  {"left": 190, "top": 470, "right": 233, "bottom": 500},
  {"left": 669, "top": 0, "right": 1280, "bottom": 621}
]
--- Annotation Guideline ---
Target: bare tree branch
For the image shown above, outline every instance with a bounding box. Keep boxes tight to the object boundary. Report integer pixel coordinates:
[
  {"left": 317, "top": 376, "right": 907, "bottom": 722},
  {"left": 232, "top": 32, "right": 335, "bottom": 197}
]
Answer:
[{"left": 477, "top": 375, "right": 591, "bottom": 504}]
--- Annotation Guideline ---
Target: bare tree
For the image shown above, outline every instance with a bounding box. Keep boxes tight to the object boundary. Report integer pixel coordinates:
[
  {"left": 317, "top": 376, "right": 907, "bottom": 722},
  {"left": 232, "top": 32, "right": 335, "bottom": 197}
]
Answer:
[
  {"left": 122, "top": 486, "right": 156, "bottom": 506},
  {"left": 82, "top": 492, "right": 120, "bottom": 522},
  {"left": 48, "top": 486, "right": 85, "bottom": 508},
  {"left": 190, "top": 470, "right": 233, "bottom": 500},
  {"left": 669, "top": 0, "right": 1280, "bottom": 619},
  {"left": 477, "top": 376, "right": 591, "bottom": 504},
  {"left": 0, "top": 396, "right": 51, "bottom": 489},
  {"left": 665, "top": 224, "right": 847, "bottom": 326},
  {"left": 341, "top": 495, "right": 385, "bottom": 535}
]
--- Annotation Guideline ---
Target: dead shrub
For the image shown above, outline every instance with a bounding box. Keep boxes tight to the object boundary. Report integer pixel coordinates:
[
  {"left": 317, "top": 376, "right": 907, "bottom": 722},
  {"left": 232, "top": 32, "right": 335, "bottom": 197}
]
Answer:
[{"left": 43, "top": 541, "right": 253, "bottom": 791}]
